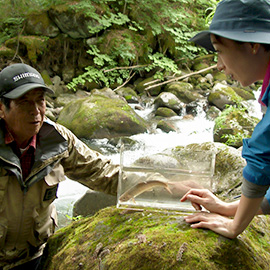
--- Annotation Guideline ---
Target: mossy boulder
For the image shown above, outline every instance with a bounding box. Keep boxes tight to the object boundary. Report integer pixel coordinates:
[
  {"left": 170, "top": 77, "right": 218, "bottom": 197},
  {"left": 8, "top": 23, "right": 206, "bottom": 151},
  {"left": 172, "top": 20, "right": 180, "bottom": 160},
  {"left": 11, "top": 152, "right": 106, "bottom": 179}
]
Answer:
[
  {"left": 154, "top": 92, "right": 184, "bottom": 114},
  {"left": 41, "top": 206, "right": 270, "bottom": 270},
  {"left": 57, "top": 94, "right": 148, "bottom": 139},
  {"left": 213, "top": 71, "right": 228, "bottom": 82},
  {"left": 165, "top": 82, "right": 202, "bottom": 104},
  {"left": 155, "top": 107, "right": 178, "bottom": 118},
  {"left": 156, "top": 119, "right": 178, "bottom": 133},
  {"left": 115, "top": 87, "right": 139, "bottom": 104},
  {"left": 208, "top": 83, "right": 243, "bottom": 110},
  {"left": 232, "top": 86, "right": 255, "bottom": 101},
  {"left": 213, "top": 107, "right": 260, "bottom": 148}
]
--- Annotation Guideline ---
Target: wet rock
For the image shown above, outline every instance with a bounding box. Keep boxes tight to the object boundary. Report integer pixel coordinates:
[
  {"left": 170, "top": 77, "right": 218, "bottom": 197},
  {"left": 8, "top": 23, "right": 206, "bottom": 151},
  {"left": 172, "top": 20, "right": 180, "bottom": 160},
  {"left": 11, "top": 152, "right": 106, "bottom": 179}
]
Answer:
[
  {"left": 154, "top": 92, "right": 184, "bottom": 114},
  {"left": 115, "top": 87, "right": 139, "bottom": 104},
  {"left": 206, "top": 106, "right": 221, "bottom": 120},
  {"left": 156, "top": 119, "right": 178, "bottom": 133},
  {"left": 232, "top": 86, "right": 255, "bottom": 100},
  {"left": 165, "top": 81, "right": 203, "bottom": 104},
  {"left": 73, "top": 190, "right": 117, "bottom": 218},
  {"left": 155, "top": 107, "right": 178, "bottom": 118},
  {"left": 208, "top": 83, "right": 242, "bottom": 110}
]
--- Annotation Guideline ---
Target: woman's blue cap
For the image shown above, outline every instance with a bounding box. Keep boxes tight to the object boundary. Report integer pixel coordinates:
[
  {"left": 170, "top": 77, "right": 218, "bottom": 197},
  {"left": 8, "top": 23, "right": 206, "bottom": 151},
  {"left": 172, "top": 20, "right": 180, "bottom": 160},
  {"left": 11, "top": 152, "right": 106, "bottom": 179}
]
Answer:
[{"left": 190, "top": 0, "right": 270, "bottom": 51}]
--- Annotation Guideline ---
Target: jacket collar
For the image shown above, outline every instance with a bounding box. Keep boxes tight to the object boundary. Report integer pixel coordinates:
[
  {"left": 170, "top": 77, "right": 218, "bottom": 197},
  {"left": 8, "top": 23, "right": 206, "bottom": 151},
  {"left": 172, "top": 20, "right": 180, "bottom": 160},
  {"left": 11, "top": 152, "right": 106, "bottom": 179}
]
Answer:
[{"left": 0, "top": 118, "right": 68, "bottom": 166}]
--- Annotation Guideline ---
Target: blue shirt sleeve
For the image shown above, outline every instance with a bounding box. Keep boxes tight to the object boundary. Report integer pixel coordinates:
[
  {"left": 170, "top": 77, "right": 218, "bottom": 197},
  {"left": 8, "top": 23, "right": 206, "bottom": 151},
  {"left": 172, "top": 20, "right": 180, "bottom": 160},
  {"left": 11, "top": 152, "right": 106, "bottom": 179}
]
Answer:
[{"left": 242, "top": 85, "right": 270, "bottom": 186}]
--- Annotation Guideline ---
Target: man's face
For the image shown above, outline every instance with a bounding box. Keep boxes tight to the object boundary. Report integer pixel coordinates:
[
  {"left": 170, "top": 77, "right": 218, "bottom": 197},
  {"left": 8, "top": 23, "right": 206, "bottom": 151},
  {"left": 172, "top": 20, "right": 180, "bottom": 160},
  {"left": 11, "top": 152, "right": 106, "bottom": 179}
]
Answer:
[{"left": 0, "top": 88, "right": 46, "bottom": 148}]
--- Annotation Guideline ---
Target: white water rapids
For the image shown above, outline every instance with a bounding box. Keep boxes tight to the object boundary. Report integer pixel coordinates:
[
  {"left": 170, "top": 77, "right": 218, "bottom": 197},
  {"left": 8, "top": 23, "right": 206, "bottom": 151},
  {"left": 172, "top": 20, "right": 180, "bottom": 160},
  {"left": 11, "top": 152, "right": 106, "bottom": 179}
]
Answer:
[{"left": 54, "top": 90, "right": 262, "bottom": 226}]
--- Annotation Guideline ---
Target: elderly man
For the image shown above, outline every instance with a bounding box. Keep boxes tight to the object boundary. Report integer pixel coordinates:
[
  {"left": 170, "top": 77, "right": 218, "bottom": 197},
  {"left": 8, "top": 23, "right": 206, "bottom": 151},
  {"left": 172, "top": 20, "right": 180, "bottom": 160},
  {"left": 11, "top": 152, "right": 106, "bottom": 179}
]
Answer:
[{"left": 0, "top": 63, "right": 119, "bottom": 270}]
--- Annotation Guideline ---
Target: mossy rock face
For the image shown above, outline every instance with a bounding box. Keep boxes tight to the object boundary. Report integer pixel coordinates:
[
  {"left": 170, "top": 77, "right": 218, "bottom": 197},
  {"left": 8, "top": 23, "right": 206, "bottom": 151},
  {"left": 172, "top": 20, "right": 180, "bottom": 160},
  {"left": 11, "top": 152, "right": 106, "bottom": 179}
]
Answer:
[
  {"left": 98, "top": 29, "right": 153, "bottom": 66},
  {"left": 48, "top": 3, "right": 106, "bottom": 39},
  {"left": 57, "top": 95, "right": 148, "bottom": 139},
  {"left": 5, "top": 35, "right": 48, "bottom": 64},
  {"left": 41, "top": 206, "right": 270, "bottom": 270},
  {"left": 25, "top": 12, "right": 60, "bottom": 37},
  {"left": 0, "top": 45, "right": 15, "bottom": 58}
]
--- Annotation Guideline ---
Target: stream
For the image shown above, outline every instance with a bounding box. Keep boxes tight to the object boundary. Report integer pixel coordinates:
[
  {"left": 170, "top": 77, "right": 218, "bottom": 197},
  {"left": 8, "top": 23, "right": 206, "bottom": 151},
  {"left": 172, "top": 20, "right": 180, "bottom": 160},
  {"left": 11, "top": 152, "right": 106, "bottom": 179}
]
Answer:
[{"left": 54, "top": 90, "right": 262, "bottom": 227}]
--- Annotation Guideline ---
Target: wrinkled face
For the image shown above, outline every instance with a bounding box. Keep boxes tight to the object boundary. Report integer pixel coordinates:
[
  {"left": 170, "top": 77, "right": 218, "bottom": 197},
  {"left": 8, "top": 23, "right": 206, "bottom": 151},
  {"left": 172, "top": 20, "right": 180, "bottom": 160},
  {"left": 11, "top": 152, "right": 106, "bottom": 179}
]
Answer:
[
  {"left": 210, "top": 35, "right": 261, "bottom": 86},
  {"left": 0, "top": 88, "right": 46, "bottom": 148}
]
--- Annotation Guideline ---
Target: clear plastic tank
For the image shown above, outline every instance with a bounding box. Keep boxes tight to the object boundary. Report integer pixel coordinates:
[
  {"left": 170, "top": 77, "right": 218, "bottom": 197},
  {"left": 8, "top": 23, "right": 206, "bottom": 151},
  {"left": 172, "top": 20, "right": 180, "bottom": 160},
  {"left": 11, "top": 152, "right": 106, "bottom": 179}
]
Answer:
[{"left": 117, "top": 143, "right": 216, "bottom": 212}]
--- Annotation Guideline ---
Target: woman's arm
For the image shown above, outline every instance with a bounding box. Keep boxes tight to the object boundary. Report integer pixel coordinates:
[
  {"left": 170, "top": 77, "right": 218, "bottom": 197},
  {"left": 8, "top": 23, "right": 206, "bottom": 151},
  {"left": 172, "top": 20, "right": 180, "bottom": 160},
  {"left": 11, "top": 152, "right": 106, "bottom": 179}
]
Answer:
[
  {"left": 183, "top": 194, "right": 264, "bottom": 239},
  {"left": 181, "top": 188, "right": 265, "bottom": 216}
]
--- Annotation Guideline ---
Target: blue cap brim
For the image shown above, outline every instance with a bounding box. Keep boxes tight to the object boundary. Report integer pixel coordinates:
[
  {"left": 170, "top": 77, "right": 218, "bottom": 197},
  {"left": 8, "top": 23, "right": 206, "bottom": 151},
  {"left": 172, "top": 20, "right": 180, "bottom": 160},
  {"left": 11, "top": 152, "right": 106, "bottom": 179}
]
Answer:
[{"left": 190, "top": 30, "right": 270, "bottom": 52}]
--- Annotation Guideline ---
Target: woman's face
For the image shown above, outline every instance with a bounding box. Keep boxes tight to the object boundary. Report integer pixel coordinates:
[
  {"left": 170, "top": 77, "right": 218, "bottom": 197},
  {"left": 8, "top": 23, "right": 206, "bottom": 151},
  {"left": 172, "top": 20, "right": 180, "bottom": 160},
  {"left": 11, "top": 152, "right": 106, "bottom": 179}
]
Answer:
[{"left": 210, "top": 35, "right": 263, "bottom": 86}]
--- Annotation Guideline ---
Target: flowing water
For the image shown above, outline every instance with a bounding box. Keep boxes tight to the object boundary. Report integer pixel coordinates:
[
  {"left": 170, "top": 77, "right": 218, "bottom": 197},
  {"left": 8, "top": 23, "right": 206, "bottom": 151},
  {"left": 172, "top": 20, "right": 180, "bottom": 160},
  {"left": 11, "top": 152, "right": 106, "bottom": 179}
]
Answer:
[{"left": 54, "top": 90, "right": 262, "bottom": 227}]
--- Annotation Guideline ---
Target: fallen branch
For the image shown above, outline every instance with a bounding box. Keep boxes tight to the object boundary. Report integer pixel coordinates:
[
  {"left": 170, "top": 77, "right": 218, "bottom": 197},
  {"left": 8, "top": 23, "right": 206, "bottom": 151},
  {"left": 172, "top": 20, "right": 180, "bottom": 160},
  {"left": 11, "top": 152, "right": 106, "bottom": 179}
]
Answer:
[
  {"left": 10, "top": 23, "right": 25, "bottom": 63},
  {"left": 113, "top": 71, "right": 136, "bottom": 92},
  {"left": 103, "top": 64, "right": 148, "bottom": 73},
  {"left": 144, "top": 64, "right": 217, "bottom": 91}
]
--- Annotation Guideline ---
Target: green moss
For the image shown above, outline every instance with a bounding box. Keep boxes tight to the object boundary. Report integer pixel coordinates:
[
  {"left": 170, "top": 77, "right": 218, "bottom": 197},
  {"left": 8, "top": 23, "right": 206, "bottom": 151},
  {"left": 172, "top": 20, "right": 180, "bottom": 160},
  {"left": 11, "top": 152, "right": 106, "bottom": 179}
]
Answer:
[
  {"left": 57, "top": 96, "right": 147, "bottom": 138},
  {"left": 42, "top": 207, "right": 270, "bottom": 269},
  {"left": 0, "top": 45, "right": 15, "bottom": 57},
  {"left": 5, "top": 35, "right": 48, "bottom": 63},
  {"left": 214, "top": 106, "right": 259, "bottom": 147}
]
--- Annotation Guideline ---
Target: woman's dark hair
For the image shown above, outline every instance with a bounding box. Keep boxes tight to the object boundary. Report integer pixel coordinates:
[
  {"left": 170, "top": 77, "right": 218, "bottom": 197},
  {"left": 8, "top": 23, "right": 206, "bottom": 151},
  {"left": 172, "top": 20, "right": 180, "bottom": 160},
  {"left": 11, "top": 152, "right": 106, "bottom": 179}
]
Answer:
[{"left": 214, "top": 35, "right": 270, "bottom": 51}]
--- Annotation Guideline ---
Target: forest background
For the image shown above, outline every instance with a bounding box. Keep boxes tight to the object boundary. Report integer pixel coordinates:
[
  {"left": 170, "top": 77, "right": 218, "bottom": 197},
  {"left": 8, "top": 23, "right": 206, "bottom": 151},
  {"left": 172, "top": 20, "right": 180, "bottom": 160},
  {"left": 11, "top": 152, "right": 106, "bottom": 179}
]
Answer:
[{"left": 0, "top": 0, "right": 220, "bottom": 91}]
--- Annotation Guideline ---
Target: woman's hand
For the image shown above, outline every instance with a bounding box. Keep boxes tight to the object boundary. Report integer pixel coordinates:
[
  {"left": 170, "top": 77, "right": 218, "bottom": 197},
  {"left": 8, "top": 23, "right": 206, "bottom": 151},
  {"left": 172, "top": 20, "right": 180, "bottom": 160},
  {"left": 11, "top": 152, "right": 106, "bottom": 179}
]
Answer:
[
  {"left": 183, "top": 194, "right": 263, "bottom": 239},
  {"left": 180, "top": 189, "right": 230, "bottom": 215},
  {"left": 184, "top": 211, "right": 236, "bottom": 239}
]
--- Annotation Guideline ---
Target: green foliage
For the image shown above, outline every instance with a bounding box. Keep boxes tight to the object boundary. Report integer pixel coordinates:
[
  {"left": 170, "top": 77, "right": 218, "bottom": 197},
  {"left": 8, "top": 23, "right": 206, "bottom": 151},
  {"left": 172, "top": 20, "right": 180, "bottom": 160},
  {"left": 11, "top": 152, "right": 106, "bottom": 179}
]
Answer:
[
  {"left": 67, "top": 46, "right": 181, "bottom": 90},
  {"left": 70, "top": 2, "right": 130, "bottom": 34},
  {"left": 214, "top": 104, "right": 257, "bottom": 147},
  {"left": 0, "top": 0, "right": 220, "bottom": 90},
  {"left": 0, "top": 17, "right": 24, "bottom": 44},
  {"left": 67, "top": 45, "right": 132, "bottom": 90}
]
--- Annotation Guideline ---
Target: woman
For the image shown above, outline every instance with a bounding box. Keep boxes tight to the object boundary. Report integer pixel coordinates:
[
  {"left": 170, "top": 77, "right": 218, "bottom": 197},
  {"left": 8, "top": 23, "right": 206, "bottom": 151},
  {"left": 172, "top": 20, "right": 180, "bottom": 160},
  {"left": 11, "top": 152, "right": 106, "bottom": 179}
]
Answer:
[{"left": 181, "top": 0, "right": 270, "bottom": 239}]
